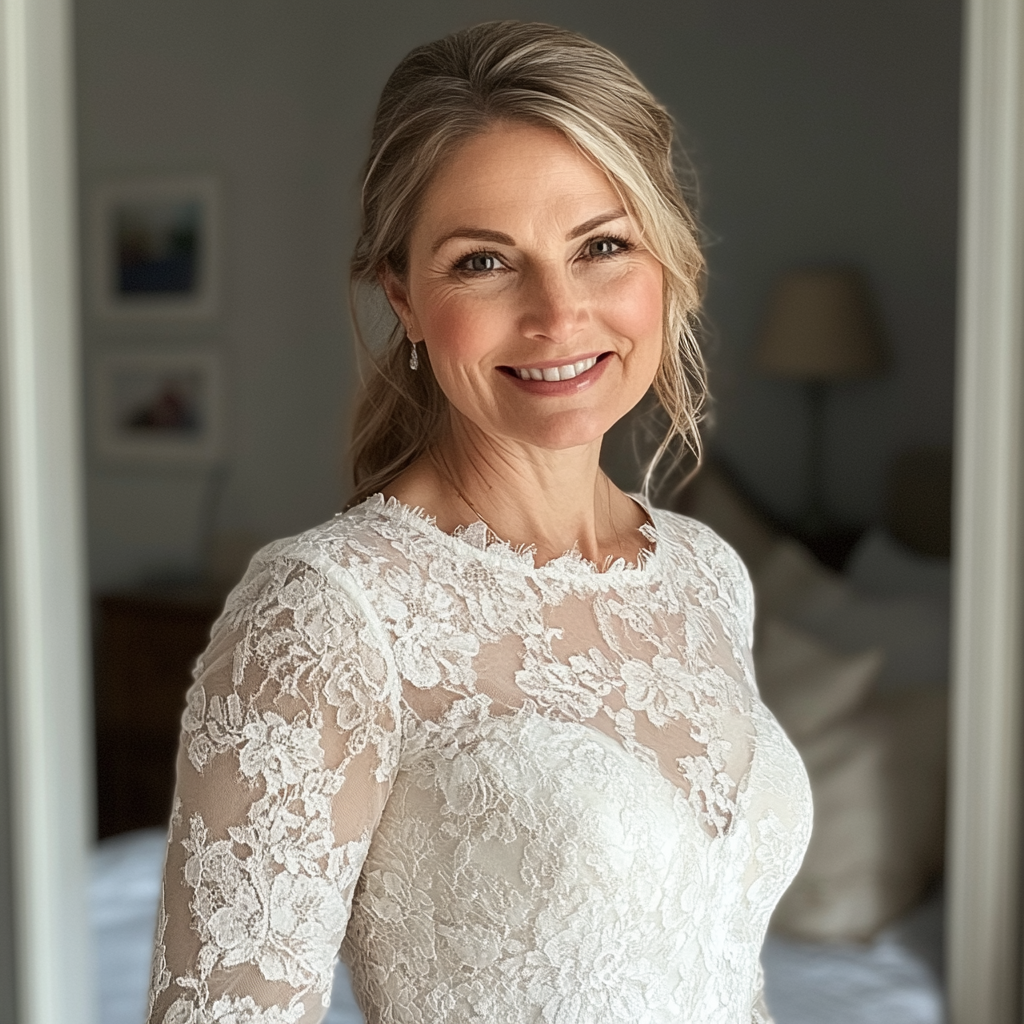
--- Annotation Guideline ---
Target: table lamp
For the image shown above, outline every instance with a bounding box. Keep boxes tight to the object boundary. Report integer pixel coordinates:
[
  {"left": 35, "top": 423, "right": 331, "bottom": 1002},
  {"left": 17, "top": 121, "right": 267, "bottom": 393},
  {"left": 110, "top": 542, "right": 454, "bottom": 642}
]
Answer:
[{"left": 756, "top": 266, "right": 886, "bottom": 533}]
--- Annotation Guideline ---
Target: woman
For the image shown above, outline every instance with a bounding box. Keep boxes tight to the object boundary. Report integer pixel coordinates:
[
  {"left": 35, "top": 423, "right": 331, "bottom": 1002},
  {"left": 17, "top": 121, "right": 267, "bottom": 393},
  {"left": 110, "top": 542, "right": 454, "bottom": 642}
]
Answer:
[{"left": 146, "top": 21, "right": 811, "bottom": 1024}]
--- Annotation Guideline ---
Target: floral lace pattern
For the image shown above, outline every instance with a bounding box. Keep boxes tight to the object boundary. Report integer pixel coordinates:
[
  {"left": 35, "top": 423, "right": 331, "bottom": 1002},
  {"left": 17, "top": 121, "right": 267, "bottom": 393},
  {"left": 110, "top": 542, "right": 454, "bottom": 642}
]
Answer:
[{"left": 146, "top": 496, "right": 812, "bottom": 1024}]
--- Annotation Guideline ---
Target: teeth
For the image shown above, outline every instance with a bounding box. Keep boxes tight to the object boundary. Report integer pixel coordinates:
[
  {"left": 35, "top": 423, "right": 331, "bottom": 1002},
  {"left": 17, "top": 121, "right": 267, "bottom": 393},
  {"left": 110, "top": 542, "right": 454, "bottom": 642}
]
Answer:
[{"left": 514, "top": 356, "right": 598, "bottom": 381}]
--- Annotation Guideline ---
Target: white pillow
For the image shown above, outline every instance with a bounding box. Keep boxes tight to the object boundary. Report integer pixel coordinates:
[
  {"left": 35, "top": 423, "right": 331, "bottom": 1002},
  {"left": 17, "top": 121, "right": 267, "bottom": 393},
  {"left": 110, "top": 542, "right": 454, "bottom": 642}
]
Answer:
[
  {"left": 771, "top": 689, "right": 948, "bottom": 942},
  {"left": 751, "top": 539, "right": 843, "bottom": 620},
  {"left": 755, "top": 618, "right": 882, "bottom": 743},
  {"left": 754, "top": 541, "right": 950, "bottom": 691},
  {"left": 846, "top": 528, "right": 951, "bottom": 604}
]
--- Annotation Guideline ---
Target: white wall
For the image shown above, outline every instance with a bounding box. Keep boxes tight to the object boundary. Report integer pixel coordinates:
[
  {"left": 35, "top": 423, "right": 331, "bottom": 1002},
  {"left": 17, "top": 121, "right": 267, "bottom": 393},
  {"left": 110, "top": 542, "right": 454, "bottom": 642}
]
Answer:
[
  {"left": 75, "top": 0, "right": 961, "bottom": 590},
  {"left": 0, "top": 636, "right": 15, "bottom": 1021}
]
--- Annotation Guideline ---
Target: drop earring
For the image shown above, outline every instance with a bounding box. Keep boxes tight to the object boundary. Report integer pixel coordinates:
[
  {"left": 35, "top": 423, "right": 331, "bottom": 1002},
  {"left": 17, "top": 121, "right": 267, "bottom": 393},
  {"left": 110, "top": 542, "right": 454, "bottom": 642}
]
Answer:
[{"left": 409, "top": 342, "right": 419, "bottom": 371}]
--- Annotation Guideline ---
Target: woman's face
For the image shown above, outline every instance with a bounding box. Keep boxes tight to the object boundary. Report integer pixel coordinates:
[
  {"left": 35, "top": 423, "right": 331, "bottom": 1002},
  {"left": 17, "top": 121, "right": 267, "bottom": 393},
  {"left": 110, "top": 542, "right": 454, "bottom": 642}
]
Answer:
[{"left": 384, "top": 123, "right": 665, "bottom": 454}]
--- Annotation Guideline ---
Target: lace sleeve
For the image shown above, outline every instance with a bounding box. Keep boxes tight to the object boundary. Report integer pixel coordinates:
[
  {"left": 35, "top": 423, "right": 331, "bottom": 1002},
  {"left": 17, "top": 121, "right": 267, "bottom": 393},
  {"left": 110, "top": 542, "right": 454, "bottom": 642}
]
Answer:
[
  {"left": 146, "top": 547, "right": 401, "bottom": 1024},
  {"left": 677, "top": 514, "right": 757, "bottom": 653},
  {"left": 751, "top": 961, "right": 773, "bottom": 1023},
  {"left": 715, "top": 533, "right": 757, "bottom": 652}
]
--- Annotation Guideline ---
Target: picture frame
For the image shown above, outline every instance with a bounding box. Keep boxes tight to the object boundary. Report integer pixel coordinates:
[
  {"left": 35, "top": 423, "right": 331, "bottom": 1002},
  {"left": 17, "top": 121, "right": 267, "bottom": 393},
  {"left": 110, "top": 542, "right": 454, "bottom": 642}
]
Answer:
[
  {"left": 89, "top": 175, "right": 220, "bottom": 321},
  {"left": 92, "top": 350, "right": 222, "bottom": 463}
]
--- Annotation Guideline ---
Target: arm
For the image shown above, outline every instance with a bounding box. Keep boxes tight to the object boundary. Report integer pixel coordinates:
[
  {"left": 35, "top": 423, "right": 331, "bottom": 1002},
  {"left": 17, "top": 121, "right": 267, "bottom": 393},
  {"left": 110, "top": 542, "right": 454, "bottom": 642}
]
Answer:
[
  {"left": 751, "top": 960, "right": 773, "bottom": 1023},
  {"left": 146, "top": 551, "right": 400, "bottom": 1024}
]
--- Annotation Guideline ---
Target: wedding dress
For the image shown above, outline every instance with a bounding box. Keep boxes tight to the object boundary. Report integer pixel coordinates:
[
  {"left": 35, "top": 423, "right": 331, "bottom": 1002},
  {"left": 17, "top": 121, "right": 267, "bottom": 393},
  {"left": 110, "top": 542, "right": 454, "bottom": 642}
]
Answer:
[{"left": 146, "top": 495, "right": 812, "bottom": 1024}]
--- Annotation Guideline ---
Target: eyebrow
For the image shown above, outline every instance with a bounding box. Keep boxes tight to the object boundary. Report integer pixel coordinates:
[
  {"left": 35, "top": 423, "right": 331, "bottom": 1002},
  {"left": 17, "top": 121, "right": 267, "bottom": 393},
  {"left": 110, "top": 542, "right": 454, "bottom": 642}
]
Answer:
[
  {"left": 430, "top": 208, "right": 628, "bottom": 253},
  {"left": 567, "top": 208, "right": 628, "bottom": 240}
]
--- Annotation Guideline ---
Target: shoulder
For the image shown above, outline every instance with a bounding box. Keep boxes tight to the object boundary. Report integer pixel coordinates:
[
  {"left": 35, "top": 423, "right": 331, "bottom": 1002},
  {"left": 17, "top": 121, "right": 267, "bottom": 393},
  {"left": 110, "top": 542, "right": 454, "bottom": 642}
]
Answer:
[
  {"left": 185, "top": 506, "right": 403, "bottom": 774},
  {"left": 649, "top": 505, "right": 749, "bottom": 578},
  {"left": 194, "top": 504, "right": 405, "bottom": 708},
  {"left": 648, "top": 505, "right": 755, "bottom": 633},
  {"left": 218, "top": 497, "right": 403, "bottom": 638}
]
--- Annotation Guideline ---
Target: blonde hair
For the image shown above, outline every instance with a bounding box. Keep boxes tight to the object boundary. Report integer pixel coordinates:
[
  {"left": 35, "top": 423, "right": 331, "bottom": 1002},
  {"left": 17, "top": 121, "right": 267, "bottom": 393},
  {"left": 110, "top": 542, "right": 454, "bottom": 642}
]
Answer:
[{"left": 349, "top": 20, "right": 707, "bottom": 505}]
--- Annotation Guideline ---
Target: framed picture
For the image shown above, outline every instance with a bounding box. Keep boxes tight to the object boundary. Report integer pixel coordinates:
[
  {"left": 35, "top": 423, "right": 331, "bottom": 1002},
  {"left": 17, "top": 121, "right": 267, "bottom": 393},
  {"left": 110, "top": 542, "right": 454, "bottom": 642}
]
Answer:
[
  {"left": 92, "top": 350, "right": 222, "bottom": 462},
  {"left": 89, "top": 175, "right": 219, "bottom": 321}
]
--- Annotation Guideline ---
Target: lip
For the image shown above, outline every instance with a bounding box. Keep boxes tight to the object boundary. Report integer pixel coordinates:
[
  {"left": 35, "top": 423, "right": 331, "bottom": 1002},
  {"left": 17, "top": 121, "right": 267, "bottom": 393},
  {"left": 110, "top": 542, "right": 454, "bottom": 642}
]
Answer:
[{"left": 499, "top": 352, "right": 612, "bottom": 394}]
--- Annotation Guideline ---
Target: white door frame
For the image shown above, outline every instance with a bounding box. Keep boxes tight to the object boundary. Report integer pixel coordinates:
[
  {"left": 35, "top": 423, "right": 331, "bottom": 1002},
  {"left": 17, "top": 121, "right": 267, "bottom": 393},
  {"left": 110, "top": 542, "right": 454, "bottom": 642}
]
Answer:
[
  {"left": 0, "top": 1, "right": 1021, "bottom": 1023},
  {"left": 0, "top": 0, "right": 95, "bottom": 1022},
  {"left": 947, "top": 0, "right": 1024, "bottom": 1021}
]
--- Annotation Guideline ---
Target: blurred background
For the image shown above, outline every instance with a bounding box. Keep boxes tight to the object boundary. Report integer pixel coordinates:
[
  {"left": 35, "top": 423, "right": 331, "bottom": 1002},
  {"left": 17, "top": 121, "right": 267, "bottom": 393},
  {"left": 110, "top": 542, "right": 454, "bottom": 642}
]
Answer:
[
  {"left": 77, "top": 3, "right": 960, "bottom": 1023},
  {"left": 79, "top": 0, "right": 959, "bottom": 591}
]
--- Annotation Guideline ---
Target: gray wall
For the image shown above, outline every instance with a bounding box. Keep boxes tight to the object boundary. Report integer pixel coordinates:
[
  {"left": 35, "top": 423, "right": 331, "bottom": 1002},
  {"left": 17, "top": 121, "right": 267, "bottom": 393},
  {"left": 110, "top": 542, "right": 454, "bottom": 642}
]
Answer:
[{"left": 76, "top": 0, "right": 961, "bottom": 590}]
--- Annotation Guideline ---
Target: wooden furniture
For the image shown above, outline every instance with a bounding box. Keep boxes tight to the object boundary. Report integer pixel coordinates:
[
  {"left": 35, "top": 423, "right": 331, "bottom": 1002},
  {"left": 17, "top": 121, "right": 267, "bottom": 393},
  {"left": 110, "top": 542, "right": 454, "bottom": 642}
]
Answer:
[{"left": 93, "top": 589, "right": 224, "bottom": 838}]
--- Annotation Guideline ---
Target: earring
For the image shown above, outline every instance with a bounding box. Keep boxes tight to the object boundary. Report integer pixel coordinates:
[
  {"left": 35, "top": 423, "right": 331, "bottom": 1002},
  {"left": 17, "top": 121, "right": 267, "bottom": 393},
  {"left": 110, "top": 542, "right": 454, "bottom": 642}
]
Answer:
[{"left": 409, "top": 342, "right": 419, "bottom": 371}]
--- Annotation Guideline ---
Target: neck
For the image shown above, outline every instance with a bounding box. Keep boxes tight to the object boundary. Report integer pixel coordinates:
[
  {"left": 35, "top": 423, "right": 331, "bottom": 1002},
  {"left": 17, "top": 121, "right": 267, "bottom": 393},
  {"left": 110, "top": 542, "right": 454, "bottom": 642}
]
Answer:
[{"left": 384, "top": 415, "right": 650, "bottom": 568}]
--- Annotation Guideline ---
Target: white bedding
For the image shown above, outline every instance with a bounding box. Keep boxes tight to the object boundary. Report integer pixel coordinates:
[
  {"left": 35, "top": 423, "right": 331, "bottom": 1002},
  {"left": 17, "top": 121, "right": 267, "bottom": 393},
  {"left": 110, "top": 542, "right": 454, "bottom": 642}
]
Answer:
[
  {"left": 92, "top": 828, "right": 945, "bottom": 1024},
  {"left": 762, "top": 894, "right": 945, "bottom": 1024}
]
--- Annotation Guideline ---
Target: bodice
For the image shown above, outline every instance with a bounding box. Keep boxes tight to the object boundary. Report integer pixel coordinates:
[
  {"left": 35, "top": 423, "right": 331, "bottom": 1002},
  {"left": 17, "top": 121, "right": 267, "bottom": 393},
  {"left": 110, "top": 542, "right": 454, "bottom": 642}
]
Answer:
[{"left": 146, "top": 496, "right": 811, "bottom": 1024}]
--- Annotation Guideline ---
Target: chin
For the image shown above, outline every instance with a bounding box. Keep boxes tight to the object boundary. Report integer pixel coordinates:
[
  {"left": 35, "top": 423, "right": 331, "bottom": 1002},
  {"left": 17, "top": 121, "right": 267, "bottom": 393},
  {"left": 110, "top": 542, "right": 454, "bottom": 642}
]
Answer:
[{"left": 504, "top": 410, "right": 624, "bottom": 451}]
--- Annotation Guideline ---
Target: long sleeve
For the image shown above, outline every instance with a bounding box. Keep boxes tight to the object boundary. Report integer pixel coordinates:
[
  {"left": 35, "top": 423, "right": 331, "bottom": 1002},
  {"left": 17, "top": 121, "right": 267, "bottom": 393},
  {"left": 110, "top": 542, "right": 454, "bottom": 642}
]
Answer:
[
  {"left": 146, "top": 546, "right": 401, "bottom": 1024},
  {"left": 751, "top": 961, "right": 774, "bottom": 1023}
]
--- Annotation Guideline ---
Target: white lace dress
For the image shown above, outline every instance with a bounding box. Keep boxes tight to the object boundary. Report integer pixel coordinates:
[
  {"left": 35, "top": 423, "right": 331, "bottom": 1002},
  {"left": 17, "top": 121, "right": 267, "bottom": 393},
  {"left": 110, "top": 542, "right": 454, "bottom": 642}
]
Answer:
[{"left": 145, "top": 495, "right": 812, "bottom": 1024}]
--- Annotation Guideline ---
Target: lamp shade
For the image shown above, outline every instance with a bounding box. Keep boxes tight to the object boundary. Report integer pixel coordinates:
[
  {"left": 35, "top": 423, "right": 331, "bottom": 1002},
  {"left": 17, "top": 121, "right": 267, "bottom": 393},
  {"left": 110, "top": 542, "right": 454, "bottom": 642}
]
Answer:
[{"left": 756, "top": 267, "right": 886, "bottom": 380}]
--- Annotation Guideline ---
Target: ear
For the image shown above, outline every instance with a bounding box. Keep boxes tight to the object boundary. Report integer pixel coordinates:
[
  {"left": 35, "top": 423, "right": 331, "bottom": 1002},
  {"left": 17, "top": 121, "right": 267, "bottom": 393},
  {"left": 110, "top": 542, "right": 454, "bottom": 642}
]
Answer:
[{"left": 379, "top": 265, "right": 423, "bottom": 342}]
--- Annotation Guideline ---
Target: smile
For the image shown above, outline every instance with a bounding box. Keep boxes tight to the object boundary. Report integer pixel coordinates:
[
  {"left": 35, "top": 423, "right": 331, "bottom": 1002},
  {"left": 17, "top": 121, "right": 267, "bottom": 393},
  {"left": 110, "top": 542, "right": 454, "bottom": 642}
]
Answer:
[{"left": 510, "top": 356, "right": 599, "bottom": 382}]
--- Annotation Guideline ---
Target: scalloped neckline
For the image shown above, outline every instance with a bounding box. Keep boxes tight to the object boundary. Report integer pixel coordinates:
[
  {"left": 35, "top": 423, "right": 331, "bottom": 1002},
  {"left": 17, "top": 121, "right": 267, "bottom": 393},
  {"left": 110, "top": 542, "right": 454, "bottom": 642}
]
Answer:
[{"left": 361, "top": 492, "right": 661, "bottom": 579}]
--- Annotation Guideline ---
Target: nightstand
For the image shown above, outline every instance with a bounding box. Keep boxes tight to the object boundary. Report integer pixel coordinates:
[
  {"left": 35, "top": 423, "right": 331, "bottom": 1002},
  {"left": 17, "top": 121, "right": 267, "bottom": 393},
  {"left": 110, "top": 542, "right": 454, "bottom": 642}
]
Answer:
[{"left": 92, "top": 588, "right": 224, "bottom": 838}]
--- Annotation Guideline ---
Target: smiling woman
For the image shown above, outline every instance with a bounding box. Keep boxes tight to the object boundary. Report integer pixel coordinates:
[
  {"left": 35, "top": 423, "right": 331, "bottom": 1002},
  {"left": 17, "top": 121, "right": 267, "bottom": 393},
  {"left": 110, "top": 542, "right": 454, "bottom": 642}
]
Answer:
[
  {"left": 378, "top": 123, "right": 667, "bottom": 563},
  {"left": 349, "top": 22, "right": 708, "bottom": 524},
  {"left": 144, "top": 21, "right": 812, "bottom": 1024}
]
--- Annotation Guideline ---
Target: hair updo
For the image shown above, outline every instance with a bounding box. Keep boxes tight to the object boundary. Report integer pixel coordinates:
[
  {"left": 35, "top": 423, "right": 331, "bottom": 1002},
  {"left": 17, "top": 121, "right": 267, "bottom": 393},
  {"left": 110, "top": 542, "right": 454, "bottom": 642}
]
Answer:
[{"left": 348, "top": 20, "right": 707, "bottom": 505}]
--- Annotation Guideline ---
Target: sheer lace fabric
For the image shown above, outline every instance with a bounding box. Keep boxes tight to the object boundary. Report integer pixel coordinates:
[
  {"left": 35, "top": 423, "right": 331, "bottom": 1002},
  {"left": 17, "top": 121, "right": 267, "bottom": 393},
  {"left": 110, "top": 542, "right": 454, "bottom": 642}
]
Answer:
[{"left": 147, "top": 496, "right": 812, "bottom": 1024}]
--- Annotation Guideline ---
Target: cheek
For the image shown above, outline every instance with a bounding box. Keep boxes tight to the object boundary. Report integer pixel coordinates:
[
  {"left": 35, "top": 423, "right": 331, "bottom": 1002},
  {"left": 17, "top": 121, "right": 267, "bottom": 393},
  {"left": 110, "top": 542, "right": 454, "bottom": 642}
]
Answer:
[
  {"left": 604, "top": 268, "right": 664, "bottom": 365},
  {"left": 418, "top": 292, "right": 503, "bottom": 366}
]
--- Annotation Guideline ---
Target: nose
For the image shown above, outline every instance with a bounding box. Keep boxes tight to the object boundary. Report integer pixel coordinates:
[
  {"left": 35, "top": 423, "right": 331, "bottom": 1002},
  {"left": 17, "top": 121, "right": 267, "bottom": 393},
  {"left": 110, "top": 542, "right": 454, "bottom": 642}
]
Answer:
[{"left": 519, "top": 262, "right": 587, "bottom": 345}]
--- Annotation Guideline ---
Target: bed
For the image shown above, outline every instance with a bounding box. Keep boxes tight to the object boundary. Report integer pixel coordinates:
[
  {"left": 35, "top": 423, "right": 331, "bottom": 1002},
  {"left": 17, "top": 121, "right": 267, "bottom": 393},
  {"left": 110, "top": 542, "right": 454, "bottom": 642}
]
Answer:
[
  {"left": 762, "top": 894, "right": 945, "bottom": 1023},
  {"left": 90, "top": 827, "right": 945, "bottom": 1024}
]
